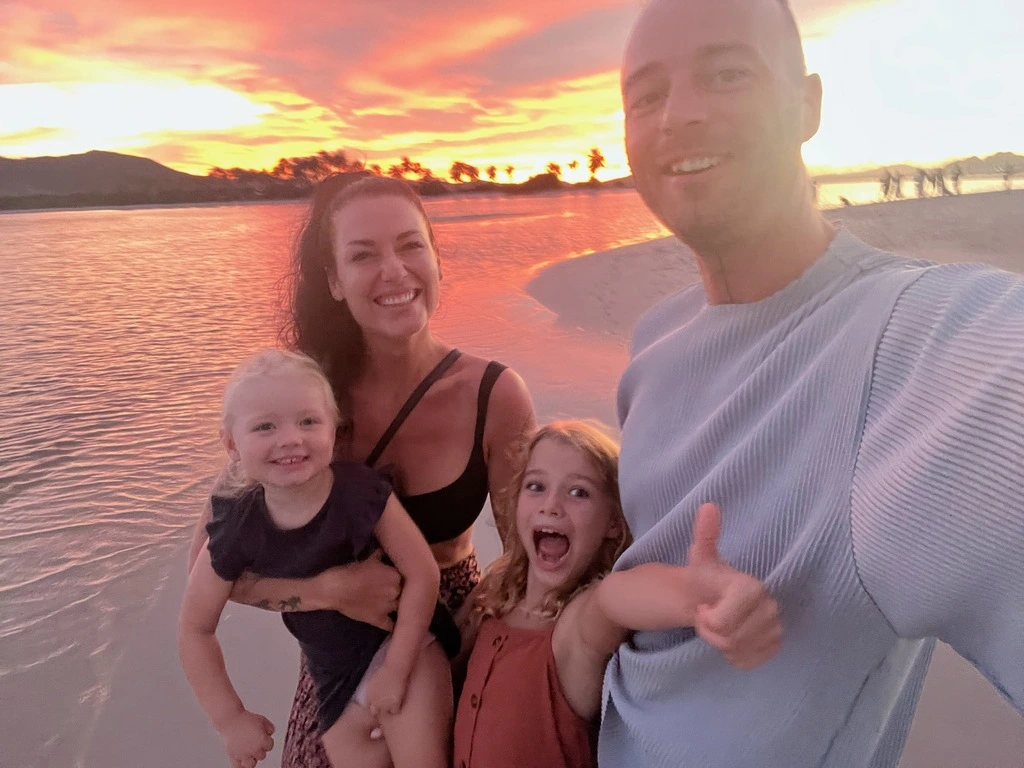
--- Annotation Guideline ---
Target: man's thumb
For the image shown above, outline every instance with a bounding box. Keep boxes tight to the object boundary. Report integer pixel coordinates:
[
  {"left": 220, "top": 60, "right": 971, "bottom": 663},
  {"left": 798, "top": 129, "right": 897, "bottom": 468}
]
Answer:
[{"left": 688, "top": 503, "right": 722, "bottom": 565}]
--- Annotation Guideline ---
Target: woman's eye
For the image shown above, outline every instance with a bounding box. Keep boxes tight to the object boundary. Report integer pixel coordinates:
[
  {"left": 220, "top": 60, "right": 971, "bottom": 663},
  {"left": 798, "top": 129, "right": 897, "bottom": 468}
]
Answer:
[
  {"left": 350, "top": 251, "right": 373, "bottom": 262},
  {"left": 568, "top": 486, "right": 590, "bottom": 499},
  {"left": 524, "top": 481, "right": 544, "bottom": 493},
  {"left": 254, "top": 422, "right": 274, "bottom": 432},
  {"left": 402, "top": 241, "right": 425, "bottom": 251},
  {"left": 300, "top": 417, "right": 320, "bottom": 426}
]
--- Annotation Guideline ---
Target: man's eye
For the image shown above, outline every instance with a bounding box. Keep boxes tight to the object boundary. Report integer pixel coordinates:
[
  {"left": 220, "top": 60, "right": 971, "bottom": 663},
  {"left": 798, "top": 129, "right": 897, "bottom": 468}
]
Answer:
[
  {"left": 712, "top": 67, "right": 752, "bottom": 87},
  {"left": 525, "top": 481, "right": 544, "bottom": 493},
  {"left": 569, "top": 486, "right": 590, "bottom": 499},
  {"left": 629, "top": 90, "right": 663, "bottom": 113},
  {"left": 254, "top": 422, "right": 274, "bottom": 432}
]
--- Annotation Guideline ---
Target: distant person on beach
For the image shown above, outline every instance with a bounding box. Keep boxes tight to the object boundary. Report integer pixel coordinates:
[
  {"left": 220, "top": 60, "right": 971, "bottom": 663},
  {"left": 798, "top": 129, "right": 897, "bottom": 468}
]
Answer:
[
  {"left": 608, "top": 0, "right": 1024, "bottom": 766},
  {"left": 453, "top": 421, "right": 781, "bottom": 768},
  {"left": 180, "top": 350, "right": 459, "bottom": 768},
  {"left": 879, "top": 168, "right": 892, "bottom": 200},
  {"left": 950, "top": 164, "right": 962, "bottom": 194},
  {"left": 914, "top": 168, "right": 926, "bottom": 197},
  {"left": 187, "top": 174, "right": 534, "bottom": 768}
]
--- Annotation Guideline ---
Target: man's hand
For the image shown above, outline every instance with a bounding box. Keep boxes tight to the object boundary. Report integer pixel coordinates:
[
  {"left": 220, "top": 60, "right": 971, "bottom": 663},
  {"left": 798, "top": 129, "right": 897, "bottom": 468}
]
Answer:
[
  {"left": 316, "top": 550, "right": 401, "bottom": 631},
  {"left": 688, "top": 503, "right": 782, "bottom": 669}
]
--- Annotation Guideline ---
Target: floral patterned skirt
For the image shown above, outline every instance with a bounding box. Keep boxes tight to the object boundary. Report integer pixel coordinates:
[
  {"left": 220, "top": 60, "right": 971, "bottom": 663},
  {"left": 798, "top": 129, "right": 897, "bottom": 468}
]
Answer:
[{"left": 280, "top": 552, "right": 481, "bottom": 767}]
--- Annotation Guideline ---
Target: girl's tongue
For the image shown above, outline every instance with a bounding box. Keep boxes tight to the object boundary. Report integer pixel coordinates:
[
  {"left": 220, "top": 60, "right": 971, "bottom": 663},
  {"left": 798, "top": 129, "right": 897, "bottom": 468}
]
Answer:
[{"left": 535, "top": 531, "right": 570, "bottom": 564}]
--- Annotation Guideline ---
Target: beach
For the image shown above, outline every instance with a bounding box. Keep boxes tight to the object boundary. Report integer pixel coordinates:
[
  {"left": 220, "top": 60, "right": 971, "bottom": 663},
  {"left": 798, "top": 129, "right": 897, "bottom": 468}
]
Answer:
[{"left": 3, "top": 189, "right": 1022, "bottom": 767}]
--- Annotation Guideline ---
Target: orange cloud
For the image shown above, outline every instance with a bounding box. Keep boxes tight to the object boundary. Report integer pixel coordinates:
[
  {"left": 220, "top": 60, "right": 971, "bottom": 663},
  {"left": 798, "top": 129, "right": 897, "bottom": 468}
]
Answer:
[{"left": 2, "top": 0, "right": 1022, "bottom": 178}]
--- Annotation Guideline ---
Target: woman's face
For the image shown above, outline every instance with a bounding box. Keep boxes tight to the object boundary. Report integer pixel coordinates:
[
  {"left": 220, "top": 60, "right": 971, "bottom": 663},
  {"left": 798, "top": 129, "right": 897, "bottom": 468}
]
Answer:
[{"left": 327, "top": 194, "right": 440, "bottom": 341}]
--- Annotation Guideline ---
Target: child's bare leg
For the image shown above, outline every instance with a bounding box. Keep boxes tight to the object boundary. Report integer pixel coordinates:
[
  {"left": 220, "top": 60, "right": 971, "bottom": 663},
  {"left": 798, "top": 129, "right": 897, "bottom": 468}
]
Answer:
[
  {"left": 377, "top": 641, "right": 452, "bottom": 768},
  {"left": 321, "top": 701, "right": 391, "bottom": 768}
]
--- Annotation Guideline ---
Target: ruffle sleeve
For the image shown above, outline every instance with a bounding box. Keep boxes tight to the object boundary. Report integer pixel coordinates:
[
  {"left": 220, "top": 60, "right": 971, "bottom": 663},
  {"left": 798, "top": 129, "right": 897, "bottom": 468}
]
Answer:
[
  {"left": 329, "top": 462, "right": 393, "bottom": 559},
  {"left": 205, "top": 491, "right": 257, "bottom": 582}
]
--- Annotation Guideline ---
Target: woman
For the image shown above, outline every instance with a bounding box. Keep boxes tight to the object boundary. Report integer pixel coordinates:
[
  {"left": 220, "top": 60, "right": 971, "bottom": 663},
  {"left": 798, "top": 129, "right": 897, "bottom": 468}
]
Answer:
[{"left": 188, "top": 173, "right": 535, "bottom": 767}]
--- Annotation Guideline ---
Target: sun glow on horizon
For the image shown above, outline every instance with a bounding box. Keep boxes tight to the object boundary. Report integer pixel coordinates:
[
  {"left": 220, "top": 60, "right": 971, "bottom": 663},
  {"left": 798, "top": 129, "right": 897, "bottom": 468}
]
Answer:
[{"left": 1, "top": 0, "right": 1022, "bottom": 179}]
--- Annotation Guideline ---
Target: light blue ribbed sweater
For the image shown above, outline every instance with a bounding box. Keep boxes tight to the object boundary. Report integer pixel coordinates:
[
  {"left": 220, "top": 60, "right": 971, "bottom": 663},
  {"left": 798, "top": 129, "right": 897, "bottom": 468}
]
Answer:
[{"left": 601, "top": 229, "right": 1024, "bottom": 767}]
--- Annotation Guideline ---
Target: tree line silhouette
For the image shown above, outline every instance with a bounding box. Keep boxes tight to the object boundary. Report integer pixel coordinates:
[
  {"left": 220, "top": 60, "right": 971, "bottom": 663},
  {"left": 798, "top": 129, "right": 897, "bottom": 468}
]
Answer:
[{"left": 208, "top": 147, "right": 607, "bottom": 186}]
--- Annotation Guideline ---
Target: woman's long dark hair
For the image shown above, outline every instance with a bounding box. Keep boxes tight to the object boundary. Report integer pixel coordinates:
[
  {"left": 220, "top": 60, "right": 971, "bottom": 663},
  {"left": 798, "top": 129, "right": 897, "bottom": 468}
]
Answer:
[{"left": 280, "top": 173, "right": 438, "bottom": 444}]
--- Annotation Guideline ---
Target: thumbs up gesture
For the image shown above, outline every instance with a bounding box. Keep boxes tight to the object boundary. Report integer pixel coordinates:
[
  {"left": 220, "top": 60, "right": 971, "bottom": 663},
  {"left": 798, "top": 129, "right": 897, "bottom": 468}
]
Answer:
[{"left": 688, "top": 503, "right": 782, "bottom": 670}]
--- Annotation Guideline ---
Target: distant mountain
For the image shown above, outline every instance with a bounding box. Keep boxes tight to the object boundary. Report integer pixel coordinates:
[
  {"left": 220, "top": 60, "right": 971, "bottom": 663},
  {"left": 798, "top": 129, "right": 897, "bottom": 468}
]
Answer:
[{"left": 0, "top": 150, "right": 208, "bottom": 197}]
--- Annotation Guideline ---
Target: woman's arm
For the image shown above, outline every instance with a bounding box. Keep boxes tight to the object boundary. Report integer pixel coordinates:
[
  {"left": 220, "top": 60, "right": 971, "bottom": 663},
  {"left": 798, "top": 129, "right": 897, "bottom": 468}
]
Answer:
[
  {"left": 188, "top": 495, "right": 400, "bottom": 631},
  {"left": 178, "top": 548, "right": 275, "bottom": 764},
  {"left": 483, "top": 368, "right": 536, "bottom": 540},
  {"left": 364, "top": 494, "right": 441, "bottom": 714}
]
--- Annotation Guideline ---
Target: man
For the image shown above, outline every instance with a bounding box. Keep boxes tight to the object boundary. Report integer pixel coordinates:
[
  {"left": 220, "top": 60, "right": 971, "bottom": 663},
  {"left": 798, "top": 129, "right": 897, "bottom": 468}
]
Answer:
[{"left": 604, "top": 0, "right": 1024, "bottom": 766}]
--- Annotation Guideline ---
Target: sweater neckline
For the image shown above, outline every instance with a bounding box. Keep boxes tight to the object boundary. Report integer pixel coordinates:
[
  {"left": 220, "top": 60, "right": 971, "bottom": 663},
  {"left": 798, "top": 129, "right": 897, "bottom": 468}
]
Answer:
[{"left": 695, "top": 227, "right": 856, "bottom": 319}]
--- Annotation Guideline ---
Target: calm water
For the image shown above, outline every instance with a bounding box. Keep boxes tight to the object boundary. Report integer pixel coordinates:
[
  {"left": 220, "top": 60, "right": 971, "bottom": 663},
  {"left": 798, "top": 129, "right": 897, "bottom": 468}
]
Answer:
[
  {"left": 1, "top": 184, "right": 1019, "bottom": 767},
  {"left": 0, "top": 189, "right": 668, "bottom": 766}
]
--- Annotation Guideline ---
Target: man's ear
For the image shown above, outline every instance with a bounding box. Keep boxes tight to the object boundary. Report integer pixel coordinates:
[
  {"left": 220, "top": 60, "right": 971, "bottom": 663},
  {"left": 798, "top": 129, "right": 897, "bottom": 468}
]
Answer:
[{"left": 800, "top": 72, "right": 823, "bottom": 143}]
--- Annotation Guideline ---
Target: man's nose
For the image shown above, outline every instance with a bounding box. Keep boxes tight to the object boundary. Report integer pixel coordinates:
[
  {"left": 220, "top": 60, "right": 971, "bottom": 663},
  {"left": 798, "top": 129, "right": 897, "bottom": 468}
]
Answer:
[{"left": 661, "top": 76, "right": 709, "bottom": 135}]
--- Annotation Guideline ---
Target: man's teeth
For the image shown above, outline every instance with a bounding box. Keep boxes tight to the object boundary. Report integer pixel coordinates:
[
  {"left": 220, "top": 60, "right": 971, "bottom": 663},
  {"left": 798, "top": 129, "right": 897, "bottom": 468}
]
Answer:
[
  {"left": 378, "top": 290, "right": 416, "bottom": 306},
  {"left": 670, "top": 157, "right": 721, "bottom": 174}
]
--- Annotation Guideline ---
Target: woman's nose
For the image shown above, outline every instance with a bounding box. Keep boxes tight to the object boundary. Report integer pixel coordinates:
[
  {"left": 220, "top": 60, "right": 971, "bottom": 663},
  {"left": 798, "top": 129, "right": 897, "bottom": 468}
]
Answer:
[{"left": 379, "top": 249, "right": 408, "bottom": 280}]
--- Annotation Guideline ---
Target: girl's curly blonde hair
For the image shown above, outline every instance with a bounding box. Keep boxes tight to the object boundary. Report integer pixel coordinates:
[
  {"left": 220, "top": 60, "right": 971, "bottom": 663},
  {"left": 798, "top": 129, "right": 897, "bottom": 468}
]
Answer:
[{"left": 467, "top": 420, "right": 632, "bottom": 627}]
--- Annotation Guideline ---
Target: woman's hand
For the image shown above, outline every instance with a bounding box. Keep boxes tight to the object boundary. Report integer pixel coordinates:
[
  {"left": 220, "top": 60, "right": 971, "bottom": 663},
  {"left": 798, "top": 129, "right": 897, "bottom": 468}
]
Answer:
[
  {"left": 315, "top": 550, "right": 401, "bottom": 631},
  {"left": 688, "top": 503, "right": 783, "bottom": 670}
]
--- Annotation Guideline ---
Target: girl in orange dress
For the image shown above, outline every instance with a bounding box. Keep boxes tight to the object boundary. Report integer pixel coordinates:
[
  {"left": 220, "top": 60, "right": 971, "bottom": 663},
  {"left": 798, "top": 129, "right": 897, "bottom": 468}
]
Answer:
[{"left": 454, "top": 421, "right": 783, "bottom": 768}]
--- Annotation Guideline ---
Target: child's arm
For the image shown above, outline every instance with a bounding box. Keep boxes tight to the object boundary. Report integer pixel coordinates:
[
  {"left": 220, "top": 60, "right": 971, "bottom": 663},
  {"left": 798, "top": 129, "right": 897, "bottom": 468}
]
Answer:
[
  {"left": 553, "top": 503, "right": 782, "bottom": 719},
  {"left": 451, "top": 584, "right": 484, "bottom": 682},
  {"left": 363, "top": 493, "right": 441, "bottom": 715},
  {"left": 178, "top": 548, "right": 275, "bottom": 765},
  {"left": 189, "top": 501, "right": 401, "bottom": 631}
]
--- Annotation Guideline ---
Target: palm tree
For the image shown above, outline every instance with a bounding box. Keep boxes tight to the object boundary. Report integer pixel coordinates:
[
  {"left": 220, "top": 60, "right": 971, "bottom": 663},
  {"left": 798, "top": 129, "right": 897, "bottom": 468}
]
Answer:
[
  {"left": 567, "top": 160, "right": 579, "bottom": 172},
  {"left": 368, "top": 164, "right": 383, "bottom": 176},
  {"left": 546, "top": 162, "right": 562, "bottom": 179},
  {"left": 449, "top": 161, "right": 480, "bottom": 183},
  {"left": 486, "top": 165, "right": 497, "bottom": 182},
  {"left": 505, "top": 165, "right": 515, "bottom": 182},
  {"left": 587, "top": 148, "right": 606, "bottom": 181}
]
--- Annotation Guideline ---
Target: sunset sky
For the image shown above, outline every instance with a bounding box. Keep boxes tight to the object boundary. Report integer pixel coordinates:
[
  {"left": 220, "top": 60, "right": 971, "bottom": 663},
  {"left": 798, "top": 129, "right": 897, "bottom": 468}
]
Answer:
[{"left": 2, "top": 0, "right": 1022, "bottom": 181}]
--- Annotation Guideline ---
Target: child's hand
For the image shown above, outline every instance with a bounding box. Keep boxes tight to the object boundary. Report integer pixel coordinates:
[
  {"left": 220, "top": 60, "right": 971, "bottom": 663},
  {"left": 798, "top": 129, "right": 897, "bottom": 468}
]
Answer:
[
  {"left": 216, "top": 709, "right": 275, "bottom": 768},
  {"left": 364, "top": 661, "right": 410, "bottom": 717},
  {"left": 688, "top": 503, "right": 782, "bottom": 670}
]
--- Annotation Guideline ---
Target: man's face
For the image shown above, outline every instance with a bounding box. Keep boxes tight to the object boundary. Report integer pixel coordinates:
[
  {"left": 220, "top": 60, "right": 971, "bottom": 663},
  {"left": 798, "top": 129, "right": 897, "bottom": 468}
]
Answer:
[{"left": 622, "top": 0, "right": 821, "bottom": 246}]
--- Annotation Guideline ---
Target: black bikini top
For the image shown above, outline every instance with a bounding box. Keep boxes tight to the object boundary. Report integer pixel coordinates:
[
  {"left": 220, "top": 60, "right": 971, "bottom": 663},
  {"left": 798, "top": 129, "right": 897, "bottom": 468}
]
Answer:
[{"left": 364, "top": 349, "right": 506, "bottom": 544}]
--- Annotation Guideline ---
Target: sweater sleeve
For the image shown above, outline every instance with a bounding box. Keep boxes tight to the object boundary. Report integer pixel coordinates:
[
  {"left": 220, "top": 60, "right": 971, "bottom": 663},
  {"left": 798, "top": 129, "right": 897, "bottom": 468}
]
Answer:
[{"left": 851, "top": 263, "right": 1024, "bottom": 709}]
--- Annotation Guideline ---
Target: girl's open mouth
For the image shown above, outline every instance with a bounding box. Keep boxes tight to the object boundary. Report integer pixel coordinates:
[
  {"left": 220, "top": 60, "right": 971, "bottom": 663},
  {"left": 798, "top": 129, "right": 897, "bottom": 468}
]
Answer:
[{"left": 533, "top": 529, "right": 570, "bottom": 568}]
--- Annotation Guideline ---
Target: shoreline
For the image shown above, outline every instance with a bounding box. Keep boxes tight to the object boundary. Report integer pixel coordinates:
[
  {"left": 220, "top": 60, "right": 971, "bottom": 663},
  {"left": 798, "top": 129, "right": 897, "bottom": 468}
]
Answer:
[{"left": 527, "top": 190, "right": 1024, "bottom": 338}]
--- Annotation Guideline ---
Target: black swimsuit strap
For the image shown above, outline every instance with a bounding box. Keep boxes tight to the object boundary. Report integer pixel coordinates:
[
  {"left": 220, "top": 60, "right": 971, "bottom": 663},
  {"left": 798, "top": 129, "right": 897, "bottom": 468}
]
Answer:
[{"left": 365, "top": 348, "right": 462, "bottom": 468}]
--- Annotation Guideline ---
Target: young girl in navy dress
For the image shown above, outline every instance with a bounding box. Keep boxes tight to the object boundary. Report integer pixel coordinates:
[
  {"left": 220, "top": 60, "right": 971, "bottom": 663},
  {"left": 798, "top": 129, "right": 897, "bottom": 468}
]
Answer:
[{"left": 179, "top": 349, "right": 456, "bottom": 768}]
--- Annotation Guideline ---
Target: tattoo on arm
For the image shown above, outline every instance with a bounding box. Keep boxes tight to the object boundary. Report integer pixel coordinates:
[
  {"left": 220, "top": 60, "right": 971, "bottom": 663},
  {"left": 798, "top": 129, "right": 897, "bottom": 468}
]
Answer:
[
  {"left": 251, "top": 596, "right": 303, "bottom": 612},
  {"left": 235, "top": 573, "right": 304, "bottom": 613}
]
